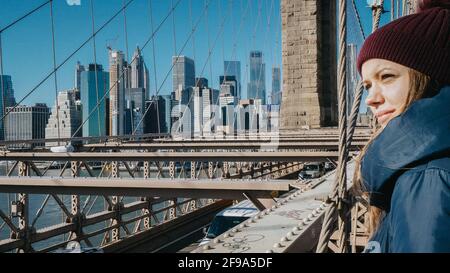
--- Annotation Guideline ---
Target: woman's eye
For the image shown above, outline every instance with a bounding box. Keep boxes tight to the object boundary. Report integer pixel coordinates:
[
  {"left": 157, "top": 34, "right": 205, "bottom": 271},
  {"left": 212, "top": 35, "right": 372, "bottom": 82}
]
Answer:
[{"left": 381, "top": 74, "right": 394, "bottom": 80}]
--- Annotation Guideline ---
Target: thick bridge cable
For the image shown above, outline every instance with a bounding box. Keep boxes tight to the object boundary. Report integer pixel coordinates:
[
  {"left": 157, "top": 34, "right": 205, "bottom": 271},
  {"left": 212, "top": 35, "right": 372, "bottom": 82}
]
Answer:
[
  {"left": 316, "top": 0, "right": 386, "bottom": 253},
  {"left": 316, "top": 0, "right": 349, "bottom": 253}
]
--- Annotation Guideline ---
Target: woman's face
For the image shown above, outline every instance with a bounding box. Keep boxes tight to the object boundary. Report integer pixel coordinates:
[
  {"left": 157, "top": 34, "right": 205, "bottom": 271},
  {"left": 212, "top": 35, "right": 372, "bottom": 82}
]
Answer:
[{"left": 362, "top": 59, "right": 410, "bottom": 126}]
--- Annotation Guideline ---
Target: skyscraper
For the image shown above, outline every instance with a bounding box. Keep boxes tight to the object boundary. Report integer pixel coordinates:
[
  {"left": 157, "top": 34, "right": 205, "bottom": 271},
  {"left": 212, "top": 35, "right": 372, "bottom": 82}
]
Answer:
[
  {"left": 0, "top": 75, "right": 16, "bottom": 140},
  {"left": 109, "top": 49, "right": 127, "bottom": 136},
  {"left": 143, "top": 63, "right": 150, "bottom": 98},
  {"left": 45, "top": 89, "right": 82, "bottom": 147},
  {"left": 5, "top": 103, "right": 50, "bottom": 149},
  {"left": 219, "top": 75, "right": 238, "bottom": 97},
  {"left": 271, "top": 67, "right": 281, "bottom": 105},
  {"left": 75, "top": 61, "right": 85, "bottom": 100},
  {"left": 195, "top": 77, "right": 208, "bottom": 89},
  {"left": 172, "top": 55, "right": 195, "bottom": 98},
  {"left": 126, "top": 47, "right": 149, "bottom": 135},
  {"left": 144, "top": 95, "right": 171, "bottom": 134},
  {"left": 125, "top": 87, "right": 145, "bottom": 135},
  {"left": 247, "top": 51, "right": 266, "bottom": 104},
  {"left": 346, "top": 44, "right": 358, "bottom": 117},
  {"left": 192, "top": 84, "right": 220, "bottom": 137},
  {"left": 80, "top": 64, "right": 109, "bottom": 137},
  {"left": 131, "top": 46, "right": 145, "bottom": 89},
  {"left": 224, "top": 61, "right": 241, "bottom": 99}
]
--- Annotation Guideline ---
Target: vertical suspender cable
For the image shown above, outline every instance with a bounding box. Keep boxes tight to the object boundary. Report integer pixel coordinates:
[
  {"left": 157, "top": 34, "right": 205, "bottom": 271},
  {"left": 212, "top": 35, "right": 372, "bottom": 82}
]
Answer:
[
  {"left": 131, "top": 0, "right": 202, "bottom": 135},
  {"left": 174, "top": 0, "right": 232, "bottom": 136},
  {"left": 71, "top": 0, "right": 166, "bottom": 139},
  {"left": 149, "top": 0, "right": 161, "bottom": 134},
  {"left": 122, "top": 0, "right": 133, "bottom": 136},
  {"left": 316, "top": 0, "right": 349, "bottom": 253},
  {"left": 205, "top": 0, "right": 213, "bottom": 87},
  {"left": 171, "top": 0, "right": 178, "bottom": 56},
  {"left": 0, "top": 0, "right": 136, "bottom": 127},
  {"left": 0, "top": 33, "right": 5, "bottom": 141},
  {"left": 49, "top": 0, "right": 61, "bottom": 146},
  {"left": 89, "top": 0, "right": 102, "bottom": 138},
  {"left": 391, "top": 0, "right": 394, "bottom": 21}
]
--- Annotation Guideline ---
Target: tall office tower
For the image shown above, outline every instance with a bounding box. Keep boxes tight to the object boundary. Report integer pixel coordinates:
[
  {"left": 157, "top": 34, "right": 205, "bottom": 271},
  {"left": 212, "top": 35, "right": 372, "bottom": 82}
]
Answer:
[
  {"left": 143, "top": 63, "right": 150, "bottom": 98},
  {"left": 0, "top": 75, "right": 16, "bottom": 140},
  {"left": 74, "top": 61, "right": 85, "bottom": 100},
  {"left": 198, "top": 87, "right": 219, "bottom": 136},
  {"left": 45, "top": 89, "right": 82, "bottom": 147},
  {"left": 224, "top": 61, "right": 241, "bottom": 99},
  {"left": 271, "top": 67, "right": 281, "bottom": 105},
  {"left": 172, "top": 55, "right": 195, "bottom": 99},
  {"left": 125, "top": 87, "right": 145, "bottom": 135},
  {"left": 144, "top": 95, "right": 171, "bottom": 134},
  {"left": 219, "top": 75, "right": 238, "bottom": 97},
  {"left": 5, "top": 103, "right": 50, "bottom": 149},
  {"left": 109, "top": 49, "right": 127, "bottom": 136},
  {"left": 131, "top": 46, "right": 145, "bottom": 89},
  {"left": 195, "top": 77, "right": 208, "bottom": 89},
  {"left": 247, "top": 51, "right": 266, "bottom": 104},
  {"left": 280, "top": 0, "right": 337, "bottom": 129},
  {"left": 80, "top": 64, "right": 109, "bottom": 137},
  {"left": 218, "top": 94, "right": 238, "bottom": 135},
  {"left": 346, "top": 44, "right": 358, "bottom": 117},
  {"left": 220, "top": 83, "right": 236, "bottom": 99}
]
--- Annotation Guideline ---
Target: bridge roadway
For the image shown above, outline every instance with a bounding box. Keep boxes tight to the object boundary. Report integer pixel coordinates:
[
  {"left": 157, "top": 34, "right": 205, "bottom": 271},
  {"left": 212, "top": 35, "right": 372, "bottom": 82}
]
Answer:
[{"left": 193, "top": 161, "right": 355, "bottom": 253}]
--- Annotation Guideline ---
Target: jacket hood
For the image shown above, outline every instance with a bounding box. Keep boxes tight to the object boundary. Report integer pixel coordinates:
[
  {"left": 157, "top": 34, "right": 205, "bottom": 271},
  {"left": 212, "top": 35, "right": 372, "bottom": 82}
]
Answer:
[{"left": 361, "top": 85, "right": 450, "bottom": 210}]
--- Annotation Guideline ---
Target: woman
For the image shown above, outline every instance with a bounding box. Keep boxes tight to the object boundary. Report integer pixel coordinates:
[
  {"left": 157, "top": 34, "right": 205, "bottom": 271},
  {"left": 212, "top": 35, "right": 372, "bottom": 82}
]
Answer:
[{"left": 354, "top": 0, "right": 450, "bottom": 252}]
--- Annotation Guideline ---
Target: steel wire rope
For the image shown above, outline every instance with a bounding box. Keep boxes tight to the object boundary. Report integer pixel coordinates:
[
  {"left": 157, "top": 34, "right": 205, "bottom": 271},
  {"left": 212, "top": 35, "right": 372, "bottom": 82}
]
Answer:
[
  {"left": 129, "top": 0, "right": 208, "bottom": 136},
  {"left": 71, "top": 0, "right": 182, "bottom": 139},
  {"left": 0, "top": 0, "right": 136, "bottom": 124}
]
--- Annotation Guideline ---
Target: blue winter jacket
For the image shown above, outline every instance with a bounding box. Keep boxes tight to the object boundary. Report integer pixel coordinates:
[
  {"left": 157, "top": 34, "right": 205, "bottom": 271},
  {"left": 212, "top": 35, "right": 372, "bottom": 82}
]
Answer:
[{"left": 362, "top": 85, "right": 450, "bottom": 253}]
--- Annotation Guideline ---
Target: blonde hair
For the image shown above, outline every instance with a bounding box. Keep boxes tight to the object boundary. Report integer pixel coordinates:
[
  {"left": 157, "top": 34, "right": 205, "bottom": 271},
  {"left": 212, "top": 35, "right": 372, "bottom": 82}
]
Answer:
[{"left": 353, "top": 68, "right": 439, "bottom": 235}]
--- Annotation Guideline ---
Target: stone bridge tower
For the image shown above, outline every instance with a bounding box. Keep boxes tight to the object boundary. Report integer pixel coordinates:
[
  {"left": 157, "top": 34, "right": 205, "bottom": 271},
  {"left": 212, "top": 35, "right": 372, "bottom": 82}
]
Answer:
[{"left": 280, "top": 0, "right": 338, "bottom": 130}]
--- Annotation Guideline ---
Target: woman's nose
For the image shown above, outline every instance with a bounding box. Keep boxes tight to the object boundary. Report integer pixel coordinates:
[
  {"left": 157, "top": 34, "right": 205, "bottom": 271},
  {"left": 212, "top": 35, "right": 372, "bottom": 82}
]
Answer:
[{"left": 365, "top": 86, "right": 384, "bottom": 108}]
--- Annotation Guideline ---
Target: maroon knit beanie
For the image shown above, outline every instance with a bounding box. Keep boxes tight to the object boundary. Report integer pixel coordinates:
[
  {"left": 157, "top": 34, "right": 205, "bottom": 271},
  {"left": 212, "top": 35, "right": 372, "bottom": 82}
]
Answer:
[{"left": 357, "top": 0, "right": 450, "bottom": 85}]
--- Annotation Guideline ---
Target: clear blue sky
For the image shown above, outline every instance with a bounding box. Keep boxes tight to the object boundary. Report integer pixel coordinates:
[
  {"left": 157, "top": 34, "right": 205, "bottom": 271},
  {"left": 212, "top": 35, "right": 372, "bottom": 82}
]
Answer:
[{"left": 0, "top": 0, "right": 392, "bottom": 108}]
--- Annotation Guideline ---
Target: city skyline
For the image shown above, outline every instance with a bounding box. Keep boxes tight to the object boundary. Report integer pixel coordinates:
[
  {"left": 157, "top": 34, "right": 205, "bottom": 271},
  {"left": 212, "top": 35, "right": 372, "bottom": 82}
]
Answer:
[
  {"left": 0, "top": 0, "right": 393, "bottom": 120},
  {"left": 0, "top": 0, "right": 283, "bottom": 108}
]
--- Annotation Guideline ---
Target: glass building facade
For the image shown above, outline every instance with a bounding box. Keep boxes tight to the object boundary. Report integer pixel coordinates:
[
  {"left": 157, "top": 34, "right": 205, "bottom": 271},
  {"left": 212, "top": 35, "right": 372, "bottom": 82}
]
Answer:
[{"left": 80, "top": 64, "right": 109, "bottom": 137}]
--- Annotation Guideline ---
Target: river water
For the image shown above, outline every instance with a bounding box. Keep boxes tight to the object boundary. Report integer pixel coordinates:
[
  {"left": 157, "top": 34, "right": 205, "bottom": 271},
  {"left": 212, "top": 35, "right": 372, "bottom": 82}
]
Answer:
[{"left": 0, "top": 162, "right": 199, "bottom": 252}]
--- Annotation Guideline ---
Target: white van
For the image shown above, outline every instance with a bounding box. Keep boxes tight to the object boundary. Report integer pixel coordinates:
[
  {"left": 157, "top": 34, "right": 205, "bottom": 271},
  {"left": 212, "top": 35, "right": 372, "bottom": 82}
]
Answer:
[{"left": 199, "top": 200, "right": 258, "bottom": 246}]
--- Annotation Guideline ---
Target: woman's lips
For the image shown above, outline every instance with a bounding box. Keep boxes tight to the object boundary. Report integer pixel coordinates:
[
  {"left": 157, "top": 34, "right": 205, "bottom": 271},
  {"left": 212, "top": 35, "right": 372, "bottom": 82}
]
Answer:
[{"left": 376, "top": 109, "right": 395, "bottom": 124}]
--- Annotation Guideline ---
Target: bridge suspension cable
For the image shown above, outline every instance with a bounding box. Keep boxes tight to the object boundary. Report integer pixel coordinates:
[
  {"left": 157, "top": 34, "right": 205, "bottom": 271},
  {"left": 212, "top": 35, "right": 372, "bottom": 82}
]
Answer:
[
  {"left": 0, "top": 0, "right": 51, "bottom": 34},
  {"left": 131, "top": 0, "right": 213, "bottom": 136},
  {"left": 89, "top": 0, "right": 102, "bottom": 139},
  {"left": 0, "top": 0, "right": 137, "bottom": 124},
  {"left": 170, "top": 0, "right": 234, "bottom": 136},
  {"left": 49, "top": 0, "right": 61, "bottom": 146},
  {"left": 149, "top": 0, "right": 161, "bottom": 134},
  {"left": 72, "top": 0, "right": 183, "bottom": 139},
  {"left": 316, "top": 0, "right": 350, "bottom": 253},
  {"left": 316, "top": 0, "right": 390, "bottom": 253}
]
